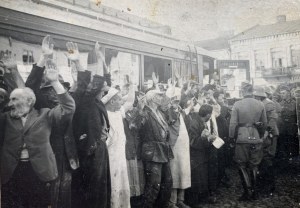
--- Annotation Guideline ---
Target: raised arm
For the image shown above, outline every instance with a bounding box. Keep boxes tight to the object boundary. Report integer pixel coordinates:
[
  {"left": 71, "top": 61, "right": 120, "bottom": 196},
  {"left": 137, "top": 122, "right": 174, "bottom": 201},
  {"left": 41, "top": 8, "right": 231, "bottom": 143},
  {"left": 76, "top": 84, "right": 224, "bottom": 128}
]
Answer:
[
  {"left": 45, "top": 60, "right": 75, "bottom": 121},
  {"left": 25, "top": 35, "right": 53, "bottom": 108}
]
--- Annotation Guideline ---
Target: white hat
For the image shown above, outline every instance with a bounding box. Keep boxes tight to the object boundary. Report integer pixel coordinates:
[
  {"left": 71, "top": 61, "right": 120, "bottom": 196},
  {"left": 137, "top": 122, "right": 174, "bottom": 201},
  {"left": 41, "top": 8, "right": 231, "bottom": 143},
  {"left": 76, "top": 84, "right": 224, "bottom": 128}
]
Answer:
[{"left": 101, "top": 88, "right": 120, "bottom": 104}]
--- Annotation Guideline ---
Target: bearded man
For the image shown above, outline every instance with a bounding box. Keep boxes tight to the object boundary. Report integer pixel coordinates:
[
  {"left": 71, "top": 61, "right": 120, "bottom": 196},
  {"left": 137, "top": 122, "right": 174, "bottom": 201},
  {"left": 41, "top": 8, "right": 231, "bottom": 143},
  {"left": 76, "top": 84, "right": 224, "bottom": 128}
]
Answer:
[{"left": 0, "top": 65, "right": 75, "bottom": 208}]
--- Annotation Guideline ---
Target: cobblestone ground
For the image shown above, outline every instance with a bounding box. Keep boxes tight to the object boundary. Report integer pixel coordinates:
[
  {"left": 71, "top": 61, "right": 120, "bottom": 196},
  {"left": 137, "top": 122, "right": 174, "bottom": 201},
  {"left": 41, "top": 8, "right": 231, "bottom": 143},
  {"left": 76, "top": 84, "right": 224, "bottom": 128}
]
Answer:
[{"left": 199, "top": 159, "right": 300, "bottom": 208}]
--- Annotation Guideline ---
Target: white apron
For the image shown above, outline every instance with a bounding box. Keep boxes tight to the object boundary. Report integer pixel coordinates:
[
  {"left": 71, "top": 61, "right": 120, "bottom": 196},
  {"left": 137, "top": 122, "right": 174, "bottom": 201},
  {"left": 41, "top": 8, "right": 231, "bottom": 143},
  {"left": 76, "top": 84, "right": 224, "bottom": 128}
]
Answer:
[
  {"left": 107, "top": 110, "right": 130, "bottom": 208},
  {"left": 170, "top": 114, "right": 191, "bottom": 189}
]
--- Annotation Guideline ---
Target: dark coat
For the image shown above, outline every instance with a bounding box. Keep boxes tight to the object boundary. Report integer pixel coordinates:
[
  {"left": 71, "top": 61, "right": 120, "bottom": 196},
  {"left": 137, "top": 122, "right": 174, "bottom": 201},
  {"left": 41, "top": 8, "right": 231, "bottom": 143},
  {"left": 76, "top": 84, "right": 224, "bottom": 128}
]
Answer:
[
  {"left": 25, "top": 64, "right": 79, "bottom": 170},
  {"left": 188, "top": 114, "right": 217, "bottom": 194},
  {"left": 0, "top": 92, "right": 75, "bottom": 184},
  {"left": 139, "top": 106, "right": 173, "bottom": 163},
  {"left": 71, "top": 71, "right": 111, "bottom": 208}
]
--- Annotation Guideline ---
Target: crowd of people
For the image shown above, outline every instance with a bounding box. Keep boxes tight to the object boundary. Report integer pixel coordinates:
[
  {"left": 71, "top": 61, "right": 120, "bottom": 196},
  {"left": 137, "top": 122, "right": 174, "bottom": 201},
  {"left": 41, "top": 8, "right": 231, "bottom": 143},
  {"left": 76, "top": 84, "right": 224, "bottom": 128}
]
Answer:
[{"left": 0, "top": 35, "right": 299, "bottom": 208}]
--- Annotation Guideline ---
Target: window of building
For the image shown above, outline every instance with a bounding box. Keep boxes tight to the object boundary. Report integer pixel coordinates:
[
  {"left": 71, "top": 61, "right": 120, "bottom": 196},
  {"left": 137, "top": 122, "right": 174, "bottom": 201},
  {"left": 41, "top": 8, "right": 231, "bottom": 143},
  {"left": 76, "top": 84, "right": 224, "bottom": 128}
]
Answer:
[
  {"left": 291, "top": 48, "right": 300, "bottom": 67},
  {"left": 22, "top": 50, "right": 34, "bottom": 64},
  {"left": 254, "top": 51, "right": 266, "bottom": 77},
  {"left": 271, "top": 50, "right": 285, "bottom": 68},
  {"left": 237, "top": 52, "right": 249, "bottom": 60}
]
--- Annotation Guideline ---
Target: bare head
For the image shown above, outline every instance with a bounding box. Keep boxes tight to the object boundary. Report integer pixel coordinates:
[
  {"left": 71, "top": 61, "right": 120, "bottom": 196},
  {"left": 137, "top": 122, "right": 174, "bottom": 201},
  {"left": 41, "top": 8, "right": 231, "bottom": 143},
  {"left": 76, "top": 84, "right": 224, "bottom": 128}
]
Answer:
[{"left": 8, "top": 87, "right": 36, "bottom": 118}]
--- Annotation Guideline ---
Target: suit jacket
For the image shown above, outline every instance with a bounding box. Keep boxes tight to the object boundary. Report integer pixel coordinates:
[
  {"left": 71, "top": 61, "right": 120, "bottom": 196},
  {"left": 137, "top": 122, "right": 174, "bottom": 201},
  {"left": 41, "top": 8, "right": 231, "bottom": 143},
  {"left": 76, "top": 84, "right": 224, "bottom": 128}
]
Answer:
[
  {"left": 25, "top": 64, "right": 79, "bottom": 170},
  {"left": 229, "top": 96, "right": 267, "bottom": 144},
  {"left": 0, "top": 92, "right": 75, "bottom": 184}
]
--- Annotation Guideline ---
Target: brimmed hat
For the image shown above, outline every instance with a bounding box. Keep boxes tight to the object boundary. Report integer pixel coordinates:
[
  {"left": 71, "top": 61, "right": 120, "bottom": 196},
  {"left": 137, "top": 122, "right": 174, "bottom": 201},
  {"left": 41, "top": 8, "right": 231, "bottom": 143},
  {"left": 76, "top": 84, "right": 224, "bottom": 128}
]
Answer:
[
  {"left": 101, "top": 87, "right": 119, "bottom": 104},
  {"left": 264, "top": 86, "right": 272, "bottom": 95},
  {"left": 146, "top": 90, "right": 164, "bottom": 103},
  {"left": 253, "top": 86, "right": 266, "bottom": 98},
  {"left": 40, "top": 74, "right": 70, "bottom": 89}
]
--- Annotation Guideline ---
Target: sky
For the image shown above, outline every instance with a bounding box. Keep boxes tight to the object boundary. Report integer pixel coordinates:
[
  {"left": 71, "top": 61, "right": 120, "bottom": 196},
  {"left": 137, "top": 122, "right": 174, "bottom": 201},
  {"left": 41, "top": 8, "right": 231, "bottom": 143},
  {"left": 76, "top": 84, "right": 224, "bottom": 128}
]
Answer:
[{"left": 100, "top": 0, "right": 300, "bottom": 41}]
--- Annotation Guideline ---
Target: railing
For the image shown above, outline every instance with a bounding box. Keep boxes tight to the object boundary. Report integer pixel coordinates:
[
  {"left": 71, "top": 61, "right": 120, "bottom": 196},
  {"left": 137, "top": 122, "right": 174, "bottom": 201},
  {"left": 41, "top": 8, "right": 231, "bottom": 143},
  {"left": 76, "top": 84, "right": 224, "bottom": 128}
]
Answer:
[{"left": 260, "top": 66, "right": 300, "bottom": 77}]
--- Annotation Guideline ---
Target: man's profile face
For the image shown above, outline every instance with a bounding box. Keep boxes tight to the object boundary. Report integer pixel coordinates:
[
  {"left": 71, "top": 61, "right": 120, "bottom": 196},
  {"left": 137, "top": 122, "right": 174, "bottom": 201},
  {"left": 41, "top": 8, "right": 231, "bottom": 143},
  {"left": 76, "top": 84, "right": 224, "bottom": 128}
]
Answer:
[
  {"left": 8, "top": 90, "right": 31, "bottom": 118},
  {"left": 111, "top": 93, "right": 123, "bottom": 110},
  {"left": 280, "top": 90, "right": 289, "bottom": 100},
  {"left": 217, "top": 94, "right": 225, "bottom": 105}
]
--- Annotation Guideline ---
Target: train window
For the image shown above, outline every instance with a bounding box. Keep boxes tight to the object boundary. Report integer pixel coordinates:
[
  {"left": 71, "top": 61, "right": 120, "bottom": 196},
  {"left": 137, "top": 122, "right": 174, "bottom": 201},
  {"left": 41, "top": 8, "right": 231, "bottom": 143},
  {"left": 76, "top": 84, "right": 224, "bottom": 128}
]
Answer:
[
  {"left": 105, "top": 48, "right": 140, "bottom": 88},
  {"left": 174, "top": 59, "right": 198, "bottom": 82},
  {"left": 144, "top": 56, "right": 171, "bottom": 86},
  {"left": 22, "top": 50, "right": 34, "bottom": 64}
]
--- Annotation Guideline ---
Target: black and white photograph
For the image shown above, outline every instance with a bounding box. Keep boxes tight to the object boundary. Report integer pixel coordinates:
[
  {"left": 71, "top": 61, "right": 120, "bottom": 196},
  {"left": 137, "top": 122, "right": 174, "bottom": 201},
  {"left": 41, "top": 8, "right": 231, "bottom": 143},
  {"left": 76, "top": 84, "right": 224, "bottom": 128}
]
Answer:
[{"left": 0, "top": 0, "right": 300, "bottom": 207}]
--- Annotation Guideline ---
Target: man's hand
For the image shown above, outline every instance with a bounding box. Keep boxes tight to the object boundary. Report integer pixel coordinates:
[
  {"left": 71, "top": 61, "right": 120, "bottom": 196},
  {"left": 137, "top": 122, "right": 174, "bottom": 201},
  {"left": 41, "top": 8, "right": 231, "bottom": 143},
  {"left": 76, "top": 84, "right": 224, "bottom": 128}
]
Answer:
[
  {"left": 42, "top": 35, "right": 54, "bottom": 57},
  {"left": 201, "top": 129, "right": 210, "bottom": 138},
  {"left": 167, "top": 78, "right": 172, "bottom": 89},
  {"left": 65, "top": 42, "right": 80, "bottom": 62},
  {"left": 229, "top": 138, "right": 235, "bottom": 149},
  {"left": 1, "top": 52, "right": 17, "bottom": 73},
  {"left": 37, "top": 35, "right": 54, "bottom": 67},
  {"left": 208, "top": 135, "right": 217, "bottom": 142},
  {"left": 45, "top": 59, "right": 66, "bottom": 94},
  {"left": 152, "top": 72, "right": 159, "bottom": 85},
  {"left": 45, "top": 60, "right": 59, "bottom": 83}
]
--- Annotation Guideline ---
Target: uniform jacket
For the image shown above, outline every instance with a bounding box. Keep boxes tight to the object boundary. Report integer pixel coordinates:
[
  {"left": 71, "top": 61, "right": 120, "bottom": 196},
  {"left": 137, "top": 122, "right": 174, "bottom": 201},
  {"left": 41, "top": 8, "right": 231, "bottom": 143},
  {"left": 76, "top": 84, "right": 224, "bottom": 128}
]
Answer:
[
  {"left": 0, "top": 92, "right": 75, "bottom": 184},
  {"left": 25, "top": 64, "right": 79, "bottom": 170},
  {"left": 139, "top": 106, "right": 173, "bottom": 163},
  {"left": 229, "top": 96, "right": 267, "bottom": 144},
  {"left": 280, "top": 98, "right": 297, "bottom": 124},
  {"left": 262, "top": 98, "right": 279, "bottom": 136}
]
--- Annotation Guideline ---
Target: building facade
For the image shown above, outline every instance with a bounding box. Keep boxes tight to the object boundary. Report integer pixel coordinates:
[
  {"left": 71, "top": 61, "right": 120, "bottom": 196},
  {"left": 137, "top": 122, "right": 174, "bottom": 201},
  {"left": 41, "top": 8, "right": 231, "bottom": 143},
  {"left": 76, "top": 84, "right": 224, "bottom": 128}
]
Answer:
[{"left": 229, "top": 15, "right": 300, "bottom": 85}]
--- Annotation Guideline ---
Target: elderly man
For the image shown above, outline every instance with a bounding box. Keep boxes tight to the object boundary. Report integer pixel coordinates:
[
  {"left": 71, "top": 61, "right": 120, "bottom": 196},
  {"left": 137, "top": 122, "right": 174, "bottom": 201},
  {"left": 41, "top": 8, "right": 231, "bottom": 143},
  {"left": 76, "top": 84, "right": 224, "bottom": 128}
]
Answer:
[
  {"left": 229, "top": 83, "right": 267, "bottom": 201},
  {"left": 140, "top": 90, "right": 173, "bottom": 208},
  {"left": 0, "top": 63, "right": 75, "bottom": 208}
]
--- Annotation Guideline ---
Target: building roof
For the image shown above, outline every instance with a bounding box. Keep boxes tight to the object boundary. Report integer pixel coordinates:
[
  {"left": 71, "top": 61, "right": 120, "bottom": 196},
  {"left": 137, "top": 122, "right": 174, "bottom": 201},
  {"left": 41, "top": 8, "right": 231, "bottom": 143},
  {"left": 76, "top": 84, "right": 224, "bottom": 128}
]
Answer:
[
  {"left": 230, "top": 19, "right": 300, "bottom": 42},
  {"left": 195, "top": 37, "right": 230, "bottom": 50}
]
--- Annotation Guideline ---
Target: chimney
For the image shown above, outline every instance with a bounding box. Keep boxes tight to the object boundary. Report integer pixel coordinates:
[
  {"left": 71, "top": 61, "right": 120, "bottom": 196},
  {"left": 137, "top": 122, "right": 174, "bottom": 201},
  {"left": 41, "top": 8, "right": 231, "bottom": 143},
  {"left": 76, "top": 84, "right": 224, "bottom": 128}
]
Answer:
[{"left": 277, "top": 15, "right": 286, "bottom": 23}]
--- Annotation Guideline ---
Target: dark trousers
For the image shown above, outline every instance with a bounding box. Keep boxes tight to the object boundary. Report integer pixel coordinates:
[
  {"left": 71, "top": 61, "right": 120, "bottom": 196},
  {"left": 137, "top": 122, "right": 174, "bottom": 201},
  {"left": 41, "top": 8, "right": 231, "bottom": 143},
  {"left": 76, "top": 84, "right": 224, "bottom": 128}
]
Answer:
[
  {"left": 258, "top": 135, "right": 278, "bottom": 194},
  {"left": 72, "top": 141, "right": 111, "bottom": 208},
  {"left": 143, "top": 161, "right": 172, "bottom": 208},
  {"left": 234, "top": 143, "right": 263, "bottom": 170},
  {"left": 1, "top": 161, "right": 52, "bottom": 208},
  {"left": 277, "top": 123, "right": 299, "bottom": 158},
  {"left": 51, "top": 155, "right": 72, "bottom": 208}
]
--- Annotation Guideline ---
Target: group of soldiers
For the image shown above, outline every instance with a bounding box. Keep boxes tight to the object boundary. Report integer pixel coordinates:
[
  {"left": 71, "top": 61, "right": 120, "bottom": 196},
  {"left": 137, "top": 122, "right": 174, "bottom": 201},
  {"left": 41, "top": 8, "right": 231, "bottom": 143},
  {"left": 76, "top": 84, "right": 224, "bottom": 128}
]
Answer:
[{"left": 0, "top": 34, "right": 299, "bottom": 208}]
